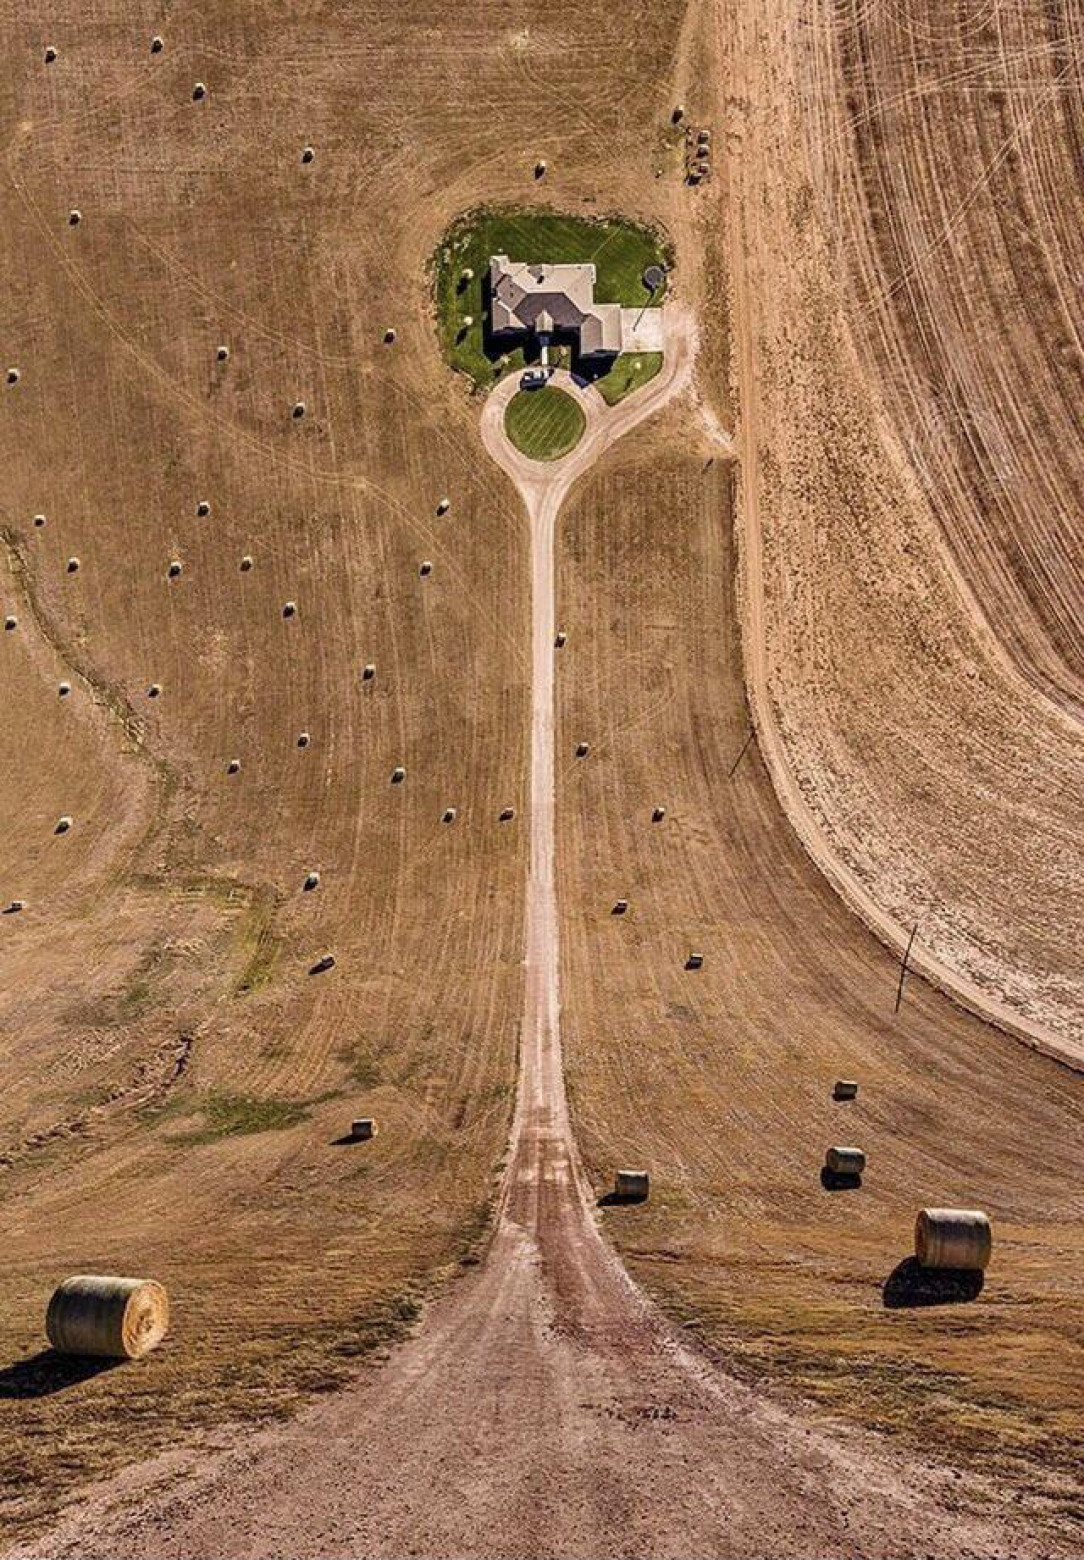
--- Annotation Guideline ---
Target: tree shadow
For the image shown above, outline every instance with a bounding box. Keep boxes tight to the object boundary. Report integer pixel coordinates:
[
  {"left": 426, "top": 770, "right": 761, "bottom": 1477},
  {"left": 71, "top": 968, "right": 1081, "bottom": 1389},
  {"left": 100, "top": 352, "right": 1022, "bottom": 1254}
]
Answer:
[
  {"left": 883, "top": 1257, "right": 985, "bottom": 1310},
  {"left": 820, "top": 1167, "right": 862, "bottom": 1192},
  {"left": 0, "top": 1349, "right": 120, "bottom": 1399}
]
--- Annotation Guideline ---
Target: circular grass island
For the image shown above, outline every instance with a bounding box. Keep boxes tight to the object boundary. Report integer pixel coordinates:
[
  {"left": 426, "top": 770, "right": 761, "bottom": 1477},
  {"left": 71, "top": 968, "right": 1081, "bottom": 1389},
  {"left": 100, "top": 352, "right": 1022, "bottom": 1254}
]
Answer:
[{"left": 504, "top": 385, "right": 585, "bottom": 462}]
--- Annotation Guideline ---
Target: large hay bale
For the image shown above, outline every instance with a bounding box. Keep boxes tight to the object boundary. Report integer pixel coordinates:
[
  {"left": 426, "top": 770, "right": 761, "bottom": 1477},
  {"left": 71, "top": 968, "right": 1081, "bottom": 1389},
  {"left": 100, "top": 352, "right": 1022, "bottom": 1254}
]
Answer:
[
  {"left": 4, "top": 615, "right": 16, "bottom": 632},
  {"left": 350, "top": 1118, "right": 377, "bottom": 1141},
  {"left": 7, "top": 368, "right": 20, "bottom": 386},
  {"left": 55, "top": 815, "right": 73, "bottom": 834},
  {"left": 575, "top": 741, "right": 589, "bottom": 758},
  {"left": 46, "top": 1275, "right": 169, "bottom": 1359},
  {"left": 615, "top": 1170, "right": 649, "bottom": 1201},
  {"left": 555, "top": 631, "right": 567, "bottom": 648},
  {"left": 301, "top": 146, "right": 315, "bottom": 164},
  {"left": 685, "top": 952, "right": 703, "bottom": 970},
  {"left": 915, "top": 1209, "right": 992, "bottom": 1271},
  {"left": 833, "top": 1079, "right": 859, "bottom": 1101},
  {"left": 825, "top": 1145, "right": 865, "bottom": 1176},
  {"left": 652, "top": 805, "right": 666, "bottom": 822}
]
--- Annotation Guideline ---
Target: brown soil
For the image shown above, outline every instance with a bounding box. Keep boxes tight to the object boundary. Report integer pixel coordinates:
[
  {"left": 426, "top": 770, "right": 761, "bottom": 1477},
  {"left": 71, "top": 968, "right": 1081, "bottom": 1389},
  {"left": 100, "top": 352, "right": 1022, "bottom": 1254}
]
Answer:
[{"left": 0, "top": 0, "right": 1080, "bottom": 1552}]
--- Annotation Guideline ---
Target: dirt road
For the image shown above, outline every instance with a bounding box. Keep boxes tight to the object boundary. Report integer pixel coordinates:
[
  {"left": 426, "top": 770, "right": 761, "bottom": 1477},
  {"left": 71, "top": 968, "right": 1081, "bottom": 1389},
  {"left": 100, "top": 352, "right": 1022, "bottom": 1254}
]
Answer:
[{"left": 17, "top": 319, "right": 1065, "bottom": 1560}]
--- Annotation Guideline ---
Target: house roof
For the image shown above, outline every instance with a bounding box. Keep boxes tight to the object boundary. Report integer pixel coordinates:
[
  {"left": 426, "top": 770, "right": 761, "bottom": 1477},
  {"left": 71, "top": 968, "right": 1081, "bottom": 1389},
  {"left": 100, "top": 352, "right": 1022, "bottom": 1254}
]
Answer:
[{"left": 489, "top": 254, "right": 622, "bottom": 355}]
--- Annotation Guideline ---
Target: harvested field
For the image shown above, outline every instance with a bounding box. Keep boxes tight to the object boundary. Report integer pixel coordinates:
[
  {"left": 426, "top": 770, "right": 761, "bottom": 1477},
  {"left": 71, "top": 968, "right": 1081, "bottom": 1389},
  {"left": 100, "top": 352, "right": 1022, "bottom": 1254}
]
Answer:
[
  {"left": 0, "top": 0, "right": 1081, "bottom": 1552},
  {"left": 719, "top": 0, "right": 1084, "bottom": 1055}
]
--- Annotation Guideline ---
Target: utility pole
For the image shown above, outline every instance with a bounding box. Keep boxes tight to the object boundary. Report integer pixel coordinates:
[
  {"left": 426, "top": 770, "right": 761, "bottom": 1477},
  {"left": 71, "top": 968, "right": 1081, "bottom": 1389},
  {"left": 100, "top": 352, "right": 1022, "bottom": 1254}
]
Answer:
[{"left": 894, "top": 922, "right": 920, "bottom": 1015}]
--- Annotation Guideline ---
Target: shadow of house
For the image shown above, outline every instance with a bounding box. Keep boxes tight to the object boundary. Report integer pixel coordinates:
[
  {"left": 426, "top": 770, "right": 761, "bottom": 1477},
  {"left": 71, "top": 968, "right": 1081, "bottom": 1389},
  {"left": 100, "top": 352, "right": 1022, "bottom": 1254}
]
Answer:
[
  {"left": 0, "top": 1349, "right": 120, "bottom": 1399},
  {"left": 883, "top": 1257, "right": 985, "bottom": 1310}
]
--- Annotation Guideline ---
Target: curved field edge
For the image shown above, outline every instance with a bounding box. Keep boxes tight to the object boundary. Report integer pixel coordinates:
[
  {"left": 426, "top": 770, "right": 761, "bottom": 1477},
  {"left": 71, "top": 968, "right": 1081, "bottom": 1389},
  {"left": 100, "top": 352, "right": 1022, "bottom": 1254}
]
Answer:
[{"left": 720, "top": 0, "right": 1083, "bottom": 1067}]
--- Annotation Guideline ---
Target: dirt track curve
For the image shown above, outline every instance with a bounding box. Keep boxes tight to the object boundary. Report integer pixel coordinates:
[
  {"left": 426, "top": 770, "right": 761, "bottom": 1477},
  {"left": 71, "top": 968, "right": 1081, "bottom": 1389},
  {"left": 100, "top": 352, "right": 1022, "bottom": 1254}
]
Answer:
[{"left": 16, "top": 319, "right": 1064, "bottom": 1560}]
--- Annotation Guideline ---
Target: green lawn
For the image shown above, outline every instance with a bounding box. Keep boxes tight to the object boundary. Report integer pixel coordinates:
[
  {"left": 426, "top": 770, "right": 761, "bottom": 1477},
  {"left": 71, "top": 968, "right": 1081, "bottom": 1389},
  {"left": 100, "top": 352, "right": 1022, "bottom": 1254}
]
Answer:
[
  {"left": 595, "top": 352, "right": 664, "bottom": 406},
  {"left": 504, "top": 386, "right": 586, "bottom": 462},
  {"left": 434, "top": 207, "right": 670, "bottom": 390}
]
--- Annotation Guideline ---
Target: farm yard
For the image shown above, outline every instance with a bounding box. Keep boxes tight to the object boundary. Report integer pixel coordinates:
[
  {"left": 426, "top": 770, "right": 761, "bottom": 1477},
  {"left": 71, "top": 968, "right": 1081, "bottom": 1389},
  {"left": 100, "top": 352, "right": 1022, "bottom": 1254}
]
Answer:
[{"left": 0, "top": 0, "right": 1080, "bottom": 1555}]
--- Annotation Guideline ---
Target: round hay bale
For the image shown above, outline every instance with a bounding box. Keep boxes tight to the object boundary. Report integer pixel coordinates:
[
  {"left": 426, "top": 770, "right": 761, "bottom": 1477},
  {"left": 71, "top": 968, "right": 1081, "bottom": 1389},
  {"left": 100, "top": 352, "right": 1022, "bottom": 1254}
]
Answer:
[
  {"left": 350, "top": 1118, "right": 377, "bottom": 1141},
  {"left": 147, "top": 683, "right": 161, "bottom": 698},
  {"left": 297, "top": 731, "right": 310, "bottom": 748},
  {"left": 6, "top": 368, "right": 20, "bottom": 386},
  {"left": 575, "top": 741, "right": 589, "bottom": 758},
  {"left": 46, "top": 1275, "right": 169, "bottom": 1360},
  {"left": 672, "top": 105, "right": 685, "bottom": 123},
  {"left": 652, "top": 805, "right": 666, "bottom": 822},
  {"left": 301, "top": 146, "right": 315, "bottom": 164},
  {"left": 34, "top": 514, "right": 46, "bottom": 528},
  {"left": 58, "top": 681, "right": 71, "bottom": 697},
  {"left": 384, "top": 328, "right": 396, "bottom": 345},
  {"left": 44, "top": 45, "right": 58, "bottom": 63},
  {"left": 292, "top": 401, "right": 306, "bottom": 418},
  {"left": 66, "top": 557, "right": 80, "bottom": 574},
  {"left": 685, "top": 952, "right": 703, "bottom": 970},
  {"left": 282, "top": 600, "right": 297, "bottom": 618},
  {"left": 216, "top": 345, "right": 229, "bottom": 362},
  {"left": 240, "top": 555, "right": 253, "bottom": 572},
  {"left": 196, "top": 499, "right": 211, "bottom": 517},
  {"left": 555, "top": 631, "right": 567, "bottom": 648},
  {"left": 226, "top": 758, "right": 241, "bottom": 774},
  {"left": 150, "top": 35, "right": 164, "bottom": 53},
  {"left": 419, "top": 561, "right": 432, "bottom": 577},
  {"left": 615, "top": 1169, "right": 649, "bottom": 1201},
  {"left": 4, "top": 615, "right": 17, "bottom": 631},
  {"left": 310, "top": 953, "right": 336, "bottom": 974},
  {"left": 5, "top": 899, "right": 25, "bottom": 914},
  {"left": 192, "top": 81, "right": 206, "bottom": 101},
  {"left": 462, "top": 315, "right": 474, "bottom": 328},
  {"left": 361, "top": 663, "right": 376, "bottom": 681},
  {"left": 55, "top": 815, "right": 73, "bottom": 834},
  {"left": 825, "top": 1145, "right": 866, "bottom": 1176},
  {"left": 303, "top": 871, "right": 320, "bottom": 891},
  {"left": 499, "top": 806, "right": 515, "bottom": 822},
  {"left": 68, "top": 209, "right": 82, "bottom": 226},
  {"left": 915, "top": 1209, "right": 992, "bottom": 1271},
  {"left": 168, "top": 559, "right": 183, "bottom": 578},
  {"left": 436, "top": 497, "right": 450, "bottom": 515},
  {"left": 612, "top": 899, "right": 628, "bottom": 915},
  {"left": 833, "top": 1079, "right": 859, "bottom": 1101},
  {"left": 391, "top": 766, "right": 406, "bottom": 784},
  {"left": 534, "top": 159, "right": 547, "bottom": 178},
  {"left": 442, "top": 807, "right": 457, "bottom": 824}
]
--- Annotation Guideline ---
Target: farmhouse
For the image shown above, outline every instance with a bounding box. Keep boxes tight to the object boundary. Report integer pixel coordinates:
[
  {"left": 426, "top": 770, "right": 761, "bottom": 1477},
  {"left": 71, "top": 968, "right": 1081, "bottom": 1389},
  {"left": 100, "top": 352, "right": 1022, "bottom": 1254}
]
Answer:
[{"left": 489, "top": 254, "right": 623, "bottom": 357}]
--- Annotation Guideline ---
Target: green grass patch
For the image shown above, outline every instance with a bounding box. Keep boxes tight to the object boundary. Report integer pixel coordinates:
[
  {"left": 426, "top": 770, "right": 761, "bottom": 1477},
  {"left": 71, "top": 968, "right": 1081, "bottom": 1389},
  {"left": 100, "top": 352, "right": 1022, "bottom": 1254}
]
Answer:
[
  {"left": 596, "top": 352, "right": 663, "bottom": 406},
  {"left": 433, "top": 206, "right": 669, "bottom": 389},
  {"left": 504, "top": 386, "right": 586, "bottom": 462},
  {"left": 169, "top": 1090, "right": 314, "bottom": 1145}
]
